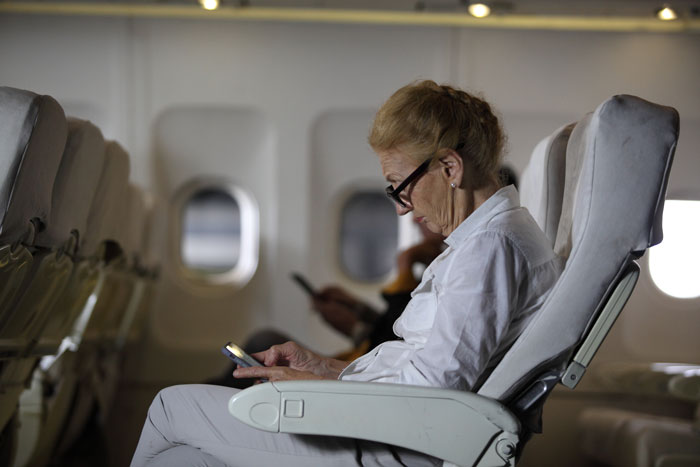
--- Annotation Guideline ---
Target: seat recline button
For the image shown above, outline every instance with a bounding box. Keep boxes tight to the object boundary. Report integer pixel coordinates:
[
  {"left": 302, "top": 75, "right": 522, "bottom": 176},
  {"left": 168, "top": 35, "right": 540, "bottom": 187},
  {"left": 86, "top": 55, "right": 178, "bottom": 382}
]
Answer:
[{"left": 283, "top": 399, "right": 304, "bottom": 418}]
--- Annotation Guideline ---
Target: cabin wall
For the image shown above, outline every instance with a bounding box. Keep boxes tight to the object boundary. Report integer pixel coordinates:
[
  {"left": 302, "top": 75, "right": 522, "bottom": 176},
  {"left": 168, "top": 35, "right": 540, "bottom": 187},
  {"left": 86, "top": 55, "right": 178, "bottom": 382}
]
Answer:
[{"left": 1, "top": 13, "right": 698, "bottom": 466}]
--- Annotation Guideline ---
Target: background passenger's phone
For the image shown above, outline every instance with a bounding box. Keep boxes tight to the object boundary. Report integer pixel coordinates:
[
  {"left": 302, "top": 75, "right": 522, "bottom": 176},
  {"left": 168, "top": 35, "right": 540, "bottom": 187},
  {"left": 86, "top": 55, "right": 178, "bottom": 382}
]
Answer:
[
  {"left": 290, "top": 272, "right": 317, "bottom": 297},
  {"left": 221, "top": 342, "right": 263, "bottom": 368}
]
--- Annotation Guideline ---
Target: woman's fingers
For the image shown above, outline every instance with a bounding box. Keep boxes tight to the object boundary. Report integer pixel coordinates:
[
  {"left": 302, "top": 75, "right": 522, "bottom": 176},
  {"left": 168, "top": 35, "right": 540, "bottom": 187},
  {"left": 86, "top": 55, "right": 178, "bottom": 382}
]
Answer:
[{"left": 252, "top": 341, "right": 303, "bottom": 368}]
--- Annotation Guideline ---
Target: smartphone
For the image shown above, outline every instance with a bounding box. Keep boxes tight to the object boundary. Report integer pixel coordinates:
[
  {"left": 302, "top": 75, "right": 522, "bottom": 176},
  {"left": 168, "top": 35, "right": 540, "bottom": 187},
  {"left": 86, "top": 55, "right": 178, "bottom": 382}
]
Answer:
[
  {"left": 290, "top": 272, "right": 317, "bottom": 297},
  {"left": 221, "top": 342, "right": 263, "bottom": 368}
]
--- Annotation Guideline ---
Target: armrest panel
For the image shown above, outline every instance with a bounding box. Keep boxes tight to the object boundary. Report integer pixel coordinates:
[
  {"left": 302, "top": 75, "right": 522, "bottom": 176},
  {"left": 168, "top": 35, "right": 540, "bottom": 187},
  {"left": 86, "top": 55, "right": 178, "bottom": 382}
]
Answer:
[{"left": 229, "top": 381, "right": 520, "bottom": 466}]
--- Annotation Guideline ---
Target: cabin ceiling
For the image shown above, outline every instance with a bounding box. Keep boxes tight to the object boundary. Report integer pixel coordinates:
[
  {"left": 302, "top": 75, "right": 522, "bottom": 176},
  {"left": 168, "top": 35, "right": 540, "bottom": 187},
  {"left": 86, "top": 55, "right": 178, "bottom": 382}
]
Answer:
[
  {"left": 5, "top": 0, "right": 699, "bottom": 17},
  {"left": 2, "top": 0, "right": 699, "bottom": 32}
]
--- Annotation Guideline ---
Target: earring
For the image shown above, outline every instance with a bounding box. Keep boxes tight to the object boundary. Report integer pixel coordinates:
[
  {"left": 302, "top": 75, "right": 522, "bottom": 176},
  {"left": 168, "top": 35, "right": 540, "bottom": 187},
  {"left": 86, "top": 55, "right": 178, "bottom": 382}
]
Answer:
[{"left": 450, "top": 183, "right": 456, "bottom": 189}]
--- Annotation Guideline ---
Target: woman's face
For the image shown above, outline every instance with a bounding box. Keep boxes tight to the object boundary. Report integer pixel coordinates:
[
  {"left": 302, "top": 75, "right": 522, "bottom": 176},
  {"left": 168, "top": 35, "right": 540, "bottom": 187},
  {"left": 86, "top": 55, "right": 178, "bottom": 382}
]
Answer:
[{"left": 379, "top": 149, "right": 450, "bottom": 235}]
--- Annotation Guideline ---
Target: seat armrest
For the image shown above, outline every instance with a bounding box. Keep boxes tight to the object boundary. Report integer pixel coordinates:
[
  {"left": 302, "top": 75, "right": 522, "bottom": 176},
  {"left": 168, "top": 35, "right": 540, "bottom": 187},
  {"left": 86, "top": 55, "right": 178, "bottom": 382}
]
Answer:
[{"left": 229, "top": 380, "right": 520, "bottom": 467}]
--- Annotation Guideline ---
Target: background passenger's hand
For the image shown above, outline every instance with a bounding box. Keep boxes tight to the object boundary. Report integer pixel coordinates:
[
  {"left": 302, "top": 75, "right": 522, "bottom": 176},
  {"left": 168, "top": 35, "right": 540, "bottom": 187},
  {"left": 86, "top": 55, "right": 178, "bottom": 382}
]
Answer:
[
  {"left": 312, "top": 286, "right": 371, "bottom": 336},
  {"left": 397, "top": 238, "right": 444, "bottom": 273},
  {"left": 314, "top": 286, "right": 360, "bottom": 309},
  {"left": 312, "top": 293, "right": 359, "bottom": 337}
]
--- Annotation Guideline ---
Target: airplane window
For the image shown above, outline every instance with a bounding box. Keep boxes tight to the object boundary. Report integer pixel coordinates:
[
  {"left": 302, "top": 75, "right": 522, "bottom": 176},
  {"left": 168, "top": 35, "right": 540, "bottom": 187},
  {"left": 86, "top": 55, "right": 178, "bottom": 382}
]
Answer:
[
  {"left": 648, "top": 200, "right": 700, "bottom": 299},
  {"left": 339, "top": 191, "right": 398, "bottom": 281},
  {"left": 181, "top": 188, "right": 241, "bottom": 273}
]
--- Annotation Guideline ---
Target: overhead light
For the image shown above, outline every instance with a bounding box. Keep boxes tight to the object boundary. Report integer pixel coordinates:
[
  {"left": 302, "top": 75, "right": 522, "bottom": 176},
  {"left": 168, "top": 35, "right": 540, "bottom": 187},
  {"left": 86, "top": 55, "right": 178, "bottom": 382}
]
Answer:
[
  {"left": 199, "top": 0, "right": 220, "bottom": 11},
  {"left": 656, "top": 5, "right": 678, "bottom": 20},
  {"left": 468, "top": 3, "right": 491, "bottom": 18}
]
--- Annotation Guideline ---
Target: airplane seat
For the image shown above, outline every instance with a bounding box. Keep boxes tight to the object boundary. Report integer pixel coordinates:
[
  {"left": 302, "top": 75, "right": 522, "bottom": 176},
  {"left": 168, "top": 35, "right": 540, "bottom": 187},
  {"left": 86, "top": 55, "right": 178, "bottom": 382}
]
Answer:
[
  {"left": 46, "top": 140, "right": 132, "bottom": 459},
  {"left": 477, "top": 94, "right": 678, "bottom": 437},
  {"left": 9, "top": 118, "right": 108, "bottom": 467},
  {"left": 0, "top": 87, "right": 67, "bottom": 442},
  {"left": 77, "top": 140, "right": 132, "bottom": 347},
  {"left": 101, "top": 183, "right": 145, "bottom": 346},
  {"left": 518, "top": 122, "right": 574, "bottom": 246},
  {"left": 30, "top": 118, "right": 107, "bottom": 356},
  {"left": 227, "top": 94, "right": 679, "bottom": 467},
  {"left": 578, "top": 365, "right": 700, "bottom": 467},
  {"left": 89, "top": 183, "right": 148, "bottom": 429},
  {"left": 116, "top": 188, "right": 159, "bottom": 348}
]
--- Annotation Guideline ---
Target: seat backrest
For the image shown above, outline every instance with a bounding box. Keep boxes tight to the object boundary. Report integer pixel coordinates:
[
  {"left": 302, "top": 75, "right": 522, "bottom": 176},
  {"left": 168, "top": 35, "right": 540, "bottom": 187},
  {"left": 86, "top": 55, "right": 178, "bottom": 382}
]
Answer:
[
  {"left": 478, "top": 95, "right": 679, "bottom": 403},
  {"left": 125, "top": 183, "right": 146, "bottom": 267},
  {"left": 35, "top": 118, "right": 106, "bottom": 251},
  {"left": 82, "top": 141, "right": 130, "bottom": 258},
  {"left": 139, "top": 192, "right": 158, "bottom": 273},
  {"left": 519, "top": 123, "right": 574, "bottom": 246},
  {"left": 0, "top": 87, "right": 66, "bottom": 244}
]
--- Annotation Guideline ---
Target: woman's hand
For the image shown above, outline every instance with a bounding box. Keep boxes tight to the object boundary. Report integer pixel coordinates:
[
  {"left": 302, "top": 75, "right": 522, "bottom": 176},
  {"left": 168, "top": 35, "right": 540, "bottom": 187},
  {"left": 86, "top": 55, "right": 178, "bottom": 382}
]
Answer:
[{"left": 232, "top": 341, "right": 349, "bottom": 382}]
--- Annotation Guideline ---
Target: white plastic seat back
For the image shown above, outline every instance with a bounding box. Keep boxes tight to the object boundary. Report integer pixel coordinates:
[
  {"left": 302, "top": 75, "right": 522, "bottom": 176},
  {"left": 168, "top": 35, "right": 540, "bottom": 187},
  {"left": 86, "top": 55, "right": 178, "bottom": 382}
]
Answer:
[
  {"left": 478, "top": 95, "right": 679, "bottom": 403},
  {"left": 519, "top": 123, "right": 573, "bottom": 246}
]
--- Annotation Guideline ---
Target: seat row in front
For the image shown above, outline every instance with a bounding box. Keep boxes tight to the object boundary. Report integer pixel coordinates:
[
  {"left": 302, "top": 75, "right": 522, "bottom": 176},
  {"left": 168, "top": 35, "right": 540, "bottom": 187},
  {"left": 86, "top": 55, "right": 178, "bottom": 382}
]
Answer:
[{"left": 0, "top": 86, "right": 160, "bottom": 466}]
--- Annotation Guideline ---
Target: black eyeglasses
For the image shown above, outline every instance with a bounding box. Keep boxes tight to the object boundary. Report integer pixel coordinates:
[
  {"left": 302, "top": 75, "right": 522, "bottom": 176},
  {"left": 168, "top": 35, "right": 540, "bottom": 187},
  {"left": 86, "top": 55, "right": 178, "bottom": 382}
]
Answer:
[
  {"left": 385, "top": 158, "right": 432, "bottom": 208},
  {"left": 385, "top": 142, "right": 464, "bottom": 208}
]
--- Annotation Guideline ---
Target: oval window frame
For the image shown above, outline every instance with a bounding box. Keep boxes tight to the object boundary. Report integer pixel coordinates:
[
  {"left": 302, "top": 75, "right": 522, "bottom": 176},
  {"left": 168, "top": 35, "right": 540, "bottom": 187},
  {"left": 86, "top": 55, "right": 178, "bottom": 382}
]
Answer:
[
  {"left": 171, "top": 177, "right": 259, "bottom": 288},
  {"left": 333, "top": 182, "right": 400, "bottom": 284}
]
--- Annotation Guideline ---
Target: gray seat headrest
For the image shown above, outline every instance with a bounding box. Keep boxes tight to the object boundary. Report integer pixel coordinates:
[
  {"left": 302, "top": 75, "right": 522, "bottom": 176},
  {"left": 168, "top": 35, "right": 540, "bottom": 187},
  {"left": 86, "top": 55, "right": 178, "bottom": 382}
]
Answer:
[
  {"left": 519, "top": 123, "right": 574, "bottom": 247},
  {"left": 0, "top": 86, "right": 67, "bottom": 244}
]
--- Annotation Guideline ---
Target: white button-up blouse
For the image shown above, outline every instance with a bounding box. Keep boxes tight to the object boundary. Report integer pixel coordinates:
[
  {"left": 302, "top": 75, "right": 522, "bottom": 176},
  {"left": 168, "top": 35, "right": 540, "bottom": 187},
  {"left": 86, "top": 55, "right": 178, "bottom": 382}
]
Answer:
[{"left": 339, "top": 185, "right": 563, "bottom": 391}]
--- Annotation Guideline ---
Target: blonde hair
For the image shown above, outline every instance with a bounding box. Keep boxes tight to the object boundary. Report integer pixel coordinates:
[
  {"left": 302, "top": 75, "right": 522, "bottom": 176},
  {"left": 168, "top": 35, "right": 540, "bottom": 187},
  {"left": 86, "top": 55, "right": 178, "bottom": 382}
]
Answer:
[{"left": 369, "top": 80, "right": 505, "bottom": 188}]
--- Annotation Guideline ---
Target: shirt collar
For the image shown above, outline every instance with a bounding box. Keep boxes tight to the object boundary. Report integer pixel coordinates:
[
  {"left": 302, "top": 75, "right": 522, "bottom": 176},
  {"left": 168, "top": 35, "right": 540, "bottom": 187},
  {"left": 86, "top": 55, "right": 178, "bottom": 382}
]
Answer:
[{"left": 444, "top": 185, "right": 520, "bottom": 248}]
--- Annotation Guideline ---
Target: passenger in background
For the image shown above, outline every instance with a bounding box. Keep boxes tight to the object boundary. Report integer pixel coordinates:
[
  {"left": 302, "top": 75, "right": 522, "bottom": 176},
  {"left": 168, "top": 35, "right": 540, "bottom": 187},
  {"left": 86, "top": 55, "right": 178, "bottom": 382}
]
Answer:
[{"left": 131, "top": 80, "right": 559, "bottom": 467}]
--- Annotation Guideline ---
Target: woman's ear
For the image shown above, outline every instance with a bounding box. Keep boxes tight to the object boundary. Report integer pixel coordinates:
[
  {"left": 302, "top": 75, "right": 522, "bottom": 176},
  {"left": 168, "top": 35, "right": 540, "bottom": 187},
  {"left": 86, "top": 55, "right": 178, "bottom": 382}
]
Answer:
[{"left": 438, "top": 151, "right": 464, "bottom": 188}]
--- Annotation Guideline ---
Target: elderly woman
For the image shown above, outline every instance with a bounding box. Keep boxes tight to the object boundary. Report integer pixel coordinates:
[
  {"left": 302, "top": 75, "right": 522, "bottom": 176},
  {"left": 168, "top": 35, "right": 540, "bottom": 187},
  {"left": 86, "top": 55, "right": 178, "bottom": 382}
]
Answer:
[{"left": 130, "top": 81, "right": 562, "bottom": 467}]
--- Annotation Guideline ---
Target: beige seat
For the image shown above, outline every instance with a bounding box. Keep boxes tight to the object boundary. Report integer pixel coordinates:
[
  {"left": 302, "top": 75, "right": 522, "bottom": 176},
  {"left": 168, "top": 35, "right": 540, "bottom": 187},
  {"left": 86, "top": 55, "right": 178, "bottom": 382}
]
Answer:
[
  {"left": 578, "top": 365, "right": 700, "bottom": 467},
  {"left": 0, "top": 87, "right": 67, "bottom": 453},
  {"left": 116, "top": 187, "right": 159, "bottom": 349},
  {"left": 10, "top": 118, "right": 107, "bottom": 467},
  {"left": 101, "top": 183, "right": 146, "bottom": 346},
  {"left": 31, "top": 118, "right": 107, "bottom": 356},
  {"left": 42, "top": 141, "right": 132, "bottom": 459}
]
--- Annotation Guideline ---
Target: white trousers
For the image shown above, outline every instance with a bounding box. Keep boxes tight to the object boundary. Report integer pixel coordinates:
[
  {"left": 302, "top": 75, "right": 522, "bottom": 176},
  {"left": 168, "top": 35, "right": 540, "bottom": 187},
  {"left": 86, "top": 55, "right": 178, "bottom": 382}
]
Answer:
[{"left": 130, "top": 384, "right": 440, "bottom": 467}]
